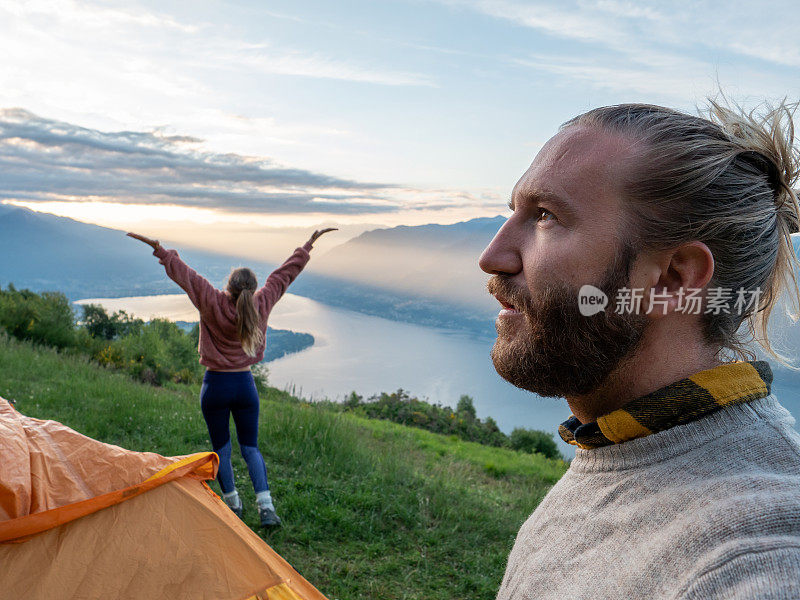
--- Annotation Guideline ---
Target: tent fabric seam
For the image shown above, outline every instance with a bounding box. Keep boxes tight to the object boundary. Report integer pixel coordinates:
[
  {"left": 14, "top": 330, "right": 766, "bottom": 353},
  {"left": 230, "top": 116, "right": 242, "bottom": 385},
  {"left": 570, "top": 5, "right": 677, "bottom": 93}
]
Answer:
[{"left": 0, "top": 451, "right": 217, "bottom": 543}]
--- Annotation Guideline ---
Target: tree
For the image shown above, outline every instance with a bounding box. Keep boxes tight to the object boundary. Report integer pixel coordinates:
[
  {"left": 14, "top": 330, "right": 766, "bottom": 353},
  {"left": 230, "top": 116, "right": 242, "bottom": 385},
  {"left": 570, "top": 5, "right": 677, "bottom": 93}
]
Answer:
[
  {"left": 456, "top": 395, "right": 477, "bottom": 420},
  {"left": 0, "top": 285, "right": 76, "bottom": 348},
  {"left": 81, "top": 304, "right": 142, "bottom": 340}
]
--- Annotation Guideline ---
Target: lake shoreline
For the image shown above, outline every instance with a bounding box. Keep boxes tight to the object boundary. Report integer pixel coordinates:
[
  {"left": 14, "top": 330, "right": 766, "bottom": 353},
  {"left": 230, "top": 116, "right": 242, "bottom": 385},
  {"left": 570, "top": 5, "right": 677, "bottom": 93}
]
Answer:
[
  {"left": 72, "top": 292, "right": 579, "bottom": 457},
  {"left": 72, "top": 292, "right": 800, "bottom": 460}
]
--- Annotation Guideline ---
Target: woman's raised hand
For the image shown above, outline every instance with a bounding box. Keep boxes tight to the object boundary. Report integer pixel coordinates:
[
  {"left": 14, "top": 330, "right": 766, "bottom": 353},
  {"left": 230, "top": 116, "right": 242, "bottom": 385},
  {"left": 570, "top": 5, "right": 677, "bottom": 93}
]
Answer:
[
  {"left": 307, "top": 228, "right": 338, "bottom": 247},
  {"left": 127, "top": 232, "right": 161, "bottom": 250}
]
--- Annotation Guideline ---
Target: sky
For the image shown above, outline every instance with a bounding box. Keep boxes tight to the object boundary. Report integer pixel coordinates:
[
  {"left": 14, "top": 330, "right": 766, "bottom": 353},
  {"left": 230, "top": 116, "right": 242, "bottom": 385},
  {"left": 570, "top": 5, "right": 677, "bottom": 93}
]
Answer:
[{"left": 2, "top": 0, "right": 799, "bottom": 255}]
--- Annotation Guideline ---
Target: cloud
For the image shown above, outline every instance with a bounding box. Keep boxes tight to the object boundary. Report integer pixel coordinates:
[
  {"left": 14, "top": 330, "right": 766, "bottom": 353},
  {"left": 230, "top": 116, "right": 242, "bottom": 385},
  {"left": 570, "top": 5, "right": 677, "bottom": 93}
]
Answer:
[
  {"left": 0, "top": 1, "right": 434, "bottom": 90},
  {"left": 434, "top": 0, "right": 651, "bottom": 50},
  {"left": 210, "top": 42, "right": 436, "bottom": 87},
  {"left": 1, "top": 0, "right": 200, "bottom": 34},
  {"left": 0, "top": 109, "right": 401, "bottom": 215},
  {"left": 512, "top": 54, "right": 713, "bottom": 99},
  {"left": 0, "top": 109, "right": 502, "bottom": 218},
  {"left": 432, "top": 0, "right": 800, "bottom": 98},
  {"left": 437, "top": 0, "right": 800, "bottom": 64}
]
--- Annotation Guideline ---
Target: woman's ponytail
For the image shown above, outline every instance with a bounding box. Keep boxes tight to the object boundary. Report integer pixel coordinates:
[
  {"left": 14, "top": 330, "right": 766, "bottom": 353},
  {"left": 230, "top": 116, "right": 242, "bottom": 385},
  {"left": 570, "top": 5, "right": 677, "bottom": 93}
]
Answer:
[{"left": 227, "top": 268, "right": 264, "bottom": 357}]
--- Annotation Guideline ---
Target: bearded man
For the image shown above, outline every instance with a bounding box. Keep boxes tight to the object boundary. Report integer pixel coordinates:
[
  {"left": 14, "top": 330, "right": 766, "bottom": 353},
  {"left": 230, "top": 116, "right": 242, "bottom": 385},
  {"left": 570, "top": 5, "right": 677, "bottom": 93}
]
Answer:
[{"left": 480, "top": 101, "right": 800, "bottom": 599}]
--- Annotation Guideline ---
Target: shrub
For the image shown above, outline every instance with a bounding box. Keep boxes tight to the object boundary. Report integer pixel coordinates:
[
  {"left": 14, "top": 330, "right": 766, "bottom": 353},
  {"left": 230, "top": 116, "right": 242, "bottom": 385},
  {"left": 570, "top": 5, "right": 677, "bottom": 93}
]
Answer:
[
  {"left": 509, "top": 428, "right": 561, "bottom": 460},
  {"left": 343, "top": 391, "right": 363, "bottom": 410},
  {"left": 483, "top": 461, "right": 508, "bottom": 478},
  {"left": 342, "top": 388, "right": 563, "bottom": 460},
  {"left": 0, "top": 285, "right": 76, "bottom": 348},
  {"left": 103, "top": 318, "right": 203, "bottom": 385},
  {"left": 96, "top": 343, "right": 125, "bottom": 369}
]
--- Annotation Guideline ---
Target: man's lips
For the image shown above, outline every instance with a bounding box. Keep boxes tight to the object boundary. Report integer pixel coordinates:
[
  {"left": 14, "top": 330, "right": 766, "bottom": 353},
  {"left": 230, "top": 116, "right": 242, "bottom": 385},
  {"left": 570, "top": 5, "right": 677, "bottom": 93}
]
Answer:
[{"left": 494, "top": 294, "right": 521, "bottom": 315}]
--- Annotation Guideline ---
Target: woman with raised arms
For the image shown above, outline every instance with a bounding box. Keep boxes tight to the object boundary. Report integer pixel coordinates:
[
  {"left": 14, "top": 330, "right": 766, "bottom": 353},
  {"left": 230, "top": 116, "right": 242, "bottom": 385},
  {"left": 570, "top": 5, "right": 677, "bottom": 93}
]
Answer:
[{"left": 128, "top": 228, "right": 336, "bottom": 527}]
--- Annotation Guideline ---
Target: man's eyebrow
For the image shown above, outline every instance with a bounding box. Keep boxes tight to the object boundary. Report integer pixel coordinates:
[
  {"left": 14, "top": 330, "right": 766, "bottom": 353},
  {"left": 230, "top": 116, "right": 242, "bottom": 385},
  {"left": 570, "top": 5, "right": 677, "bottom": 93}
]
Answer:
[{"left": 508, "top": 189, "right": 576, "bottom": 216}]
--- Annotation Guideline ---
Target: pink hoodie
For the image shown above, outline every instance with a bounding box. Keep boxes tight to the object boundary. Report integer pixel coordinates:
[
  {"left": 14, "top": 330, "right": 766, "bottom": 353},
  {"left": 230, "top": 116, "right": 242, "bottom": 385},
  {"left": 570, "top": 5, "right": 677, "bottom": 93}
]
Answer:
[{"left": 153, "top": 242, "right": 313, "bottom": 370}]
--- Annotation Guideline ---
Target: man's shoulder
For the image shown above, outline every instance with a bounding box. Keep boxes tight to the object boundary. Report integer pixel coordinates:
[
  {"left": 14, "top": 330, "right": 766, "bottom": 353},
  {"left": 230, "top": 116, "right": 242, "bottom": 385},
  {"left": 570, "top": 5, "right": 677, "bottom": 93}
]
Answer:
[
  {"left": 676, "top": 538, "right": 800, "bottom": 600},
  {"left": 617, "top": 410, "right": 800, "bottom": 525}
]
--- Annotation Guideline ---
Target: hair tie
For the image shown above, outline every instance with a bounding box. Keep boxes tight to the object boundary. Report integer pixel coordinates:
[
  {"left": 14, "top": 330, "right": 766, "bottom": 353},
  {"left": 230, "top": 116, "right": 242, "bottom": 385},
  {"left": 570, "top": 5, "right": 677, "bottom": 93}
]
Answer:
[{"left": 741, "top": 150, "right": 783, "bottom": 200}]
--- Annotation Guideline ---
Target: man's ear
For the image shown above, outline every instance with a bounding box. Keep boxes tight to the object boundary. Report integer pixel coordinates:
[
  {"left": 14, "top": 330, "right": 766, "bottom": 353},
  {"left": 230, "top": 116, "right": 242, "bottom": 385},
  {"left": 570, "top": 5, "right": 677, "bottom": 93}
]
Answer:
[{"left": 641, "top": 241, "right": 715, "bottom": 317}]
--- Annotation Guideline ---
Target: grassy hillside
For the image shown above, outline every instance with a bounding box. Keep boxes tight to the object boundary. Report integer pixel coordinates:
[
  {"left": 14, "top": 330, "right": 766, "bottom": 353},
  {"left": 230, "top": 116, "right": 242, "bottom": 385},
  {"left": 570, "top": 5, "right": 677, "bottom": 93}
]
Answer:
[{"left": 0, "top": 334, "right": 567, "bottom": 600}]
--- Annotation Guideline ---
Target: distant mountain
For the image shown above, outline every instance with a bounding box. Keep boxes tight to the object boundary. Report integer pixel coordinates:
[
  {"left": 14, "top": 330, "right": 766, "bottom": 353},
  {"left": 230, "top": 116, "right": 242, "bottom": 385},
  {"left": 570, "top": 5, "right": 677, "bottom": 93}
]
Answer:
[
  {"left": 0, "top": 206, "right": 274, "bottom": 299},
  {"left": 305, "top": 216, "right": 504, "bottom": 309},
  {"left": 0, "top": 207, "right": 505, "bottom": 336},
  {"left": 290, "top": 216, "right": 505, "bottom": 336}
]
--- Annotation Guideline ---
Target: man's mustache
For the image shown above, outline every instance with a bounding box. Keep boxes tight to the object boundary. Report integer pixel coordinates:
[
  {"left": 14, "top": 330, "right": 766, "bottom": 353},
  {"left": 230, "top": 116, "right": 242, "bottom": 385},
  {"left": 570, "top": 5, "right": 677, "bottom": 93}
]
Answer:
[{"left": 487, "top": 275, "right": 534, "bottom": 314}]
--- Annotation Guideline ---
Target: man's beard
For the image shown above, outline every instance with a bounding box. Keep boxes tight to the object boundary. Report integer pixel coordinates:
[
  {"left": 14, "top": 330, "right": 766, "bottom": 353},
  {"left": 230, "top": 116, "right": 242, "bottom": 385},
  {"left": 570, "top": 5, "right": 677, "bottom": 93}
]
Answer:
[{"left": 488, "top": 244, "right": 649, "bottom": 398}]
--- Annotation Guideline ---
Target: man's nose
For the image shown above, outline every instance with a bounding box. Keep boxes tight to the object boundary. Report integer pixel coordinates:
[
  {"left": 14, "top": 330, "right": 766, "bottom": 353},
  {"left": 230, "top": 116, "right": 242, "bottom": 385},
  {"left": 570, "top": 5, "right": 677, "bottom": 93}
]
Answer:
[{"left": 479, "top": 221, "right": 522, "bottom": 276}]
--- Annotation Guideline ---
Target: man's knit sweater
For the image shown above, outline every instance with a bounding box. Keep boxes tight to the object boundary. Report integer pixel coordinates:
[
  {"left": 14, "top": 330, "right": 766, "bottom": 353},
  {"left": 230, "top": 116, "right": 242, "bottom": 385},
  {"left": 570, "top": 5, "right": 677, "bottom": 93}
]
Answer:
[{"left": 497, "top": 392, "right": 800, "bottom": 599}]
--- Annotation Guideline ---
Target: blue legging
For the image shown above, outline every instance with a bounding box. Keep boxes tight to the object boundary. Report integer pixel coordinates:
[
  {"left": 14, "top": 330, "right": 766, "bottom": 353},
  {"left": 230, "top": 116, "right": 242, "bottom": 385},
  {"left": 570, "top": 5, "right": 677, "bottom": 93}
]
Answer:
[{"left": 200, "top": 370, "right": 270, "bottom": 494}]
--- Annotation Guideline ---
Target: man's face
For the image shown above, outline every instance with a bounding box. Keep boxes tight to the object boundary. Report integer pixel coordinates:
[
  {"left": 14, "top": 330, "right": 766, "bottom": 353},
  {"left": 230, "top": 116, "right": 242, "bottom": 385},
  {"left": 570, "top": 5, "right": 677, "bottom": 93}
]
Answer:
[{"left": 479, "top": 126, "right": 650, "bottom": 398}]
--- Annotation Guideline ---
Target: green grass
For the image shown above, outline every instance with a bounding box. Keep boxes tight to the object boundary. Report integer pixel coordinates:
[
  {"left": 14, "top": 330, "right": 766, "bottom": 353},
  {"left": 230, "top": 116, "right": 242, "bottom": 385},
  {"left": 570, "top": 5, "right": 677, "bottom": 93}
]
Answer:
[{"left": 0, "top": 334, "right": 567, "bottom": 600}]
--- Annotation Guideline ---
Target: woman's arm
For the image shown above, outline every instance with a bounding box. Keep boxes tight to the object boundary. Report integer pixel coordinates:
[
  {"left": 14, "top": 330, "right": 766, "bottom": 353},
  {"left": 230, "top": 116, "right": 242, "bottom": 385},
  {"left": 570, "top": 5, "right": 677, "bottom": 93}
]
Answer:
[
  {"left": 127, "top": 232, "right": 223, "bottom": 313},
  {"left": 259, "top": 228, "right": 337, "bottom": 308}
]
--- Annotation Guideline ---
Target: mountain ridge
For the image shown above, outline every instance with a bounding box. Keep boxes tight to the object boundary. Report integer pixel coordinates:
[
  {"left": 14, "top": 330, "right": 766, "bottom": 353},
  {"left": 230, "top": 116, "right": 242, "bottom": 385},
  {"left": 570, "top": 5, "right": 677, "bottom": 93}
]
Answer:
[{"left": 1, "top": 206, "right": 503, "bottom": 336}]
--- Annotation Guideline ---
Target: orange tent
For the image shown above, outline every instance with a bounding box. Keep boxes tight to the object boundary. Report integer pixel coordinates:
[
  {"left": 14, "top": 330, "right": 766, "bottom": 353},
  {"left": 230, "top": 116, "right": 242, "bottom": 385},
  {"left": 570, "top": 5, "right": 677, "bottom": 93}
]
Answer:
[{"left": 0, "top": 397, "right": 328, "bottom": 600}]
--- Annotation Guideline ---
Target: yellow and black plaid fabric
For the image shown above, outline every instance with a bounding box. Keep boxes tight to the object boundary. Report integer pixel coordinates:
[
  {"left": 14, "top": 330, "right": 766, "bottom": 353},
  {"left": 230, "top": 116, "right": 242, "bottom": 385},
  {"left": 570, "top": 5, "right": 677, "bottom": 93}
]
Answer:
[{"left": 558, "top": 360, "right": 773, "bottom": 449}]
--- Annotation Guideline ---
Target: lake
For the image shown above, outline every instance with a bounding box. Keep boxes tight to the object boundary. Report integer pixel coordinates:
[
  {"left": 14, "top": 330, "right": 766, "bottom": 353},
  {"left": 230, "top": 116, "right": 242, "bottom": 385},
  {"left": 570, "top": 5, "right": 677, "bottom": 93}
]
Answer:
[
  {"left": 76, "top": 293, "right": 800, "bottom": 459},
  {"left": 75, "top": 293, "right": 578, "bottom": 456}
]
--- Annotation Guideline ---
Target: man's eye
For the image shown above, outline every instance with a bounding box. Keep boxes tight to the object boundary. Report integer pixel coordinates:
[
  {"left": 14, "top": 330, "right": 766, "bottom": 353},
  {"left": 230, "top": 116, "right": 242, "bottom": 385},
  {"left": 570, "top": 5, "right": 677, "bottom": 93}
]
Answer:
[{"left": 537, "top": 208, "right": 555, "bottom": 222}]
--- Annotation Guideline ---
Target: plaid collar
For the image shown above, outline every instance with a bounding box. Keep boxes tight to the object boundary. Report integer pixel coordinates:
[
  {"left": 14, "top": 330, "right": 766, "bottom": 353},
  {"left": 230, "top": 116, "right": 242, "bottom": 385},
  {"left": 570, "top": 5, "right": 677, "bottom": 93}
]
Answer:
[{"left": 558, "top": 360, "right": 773, "bottom": 449}]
